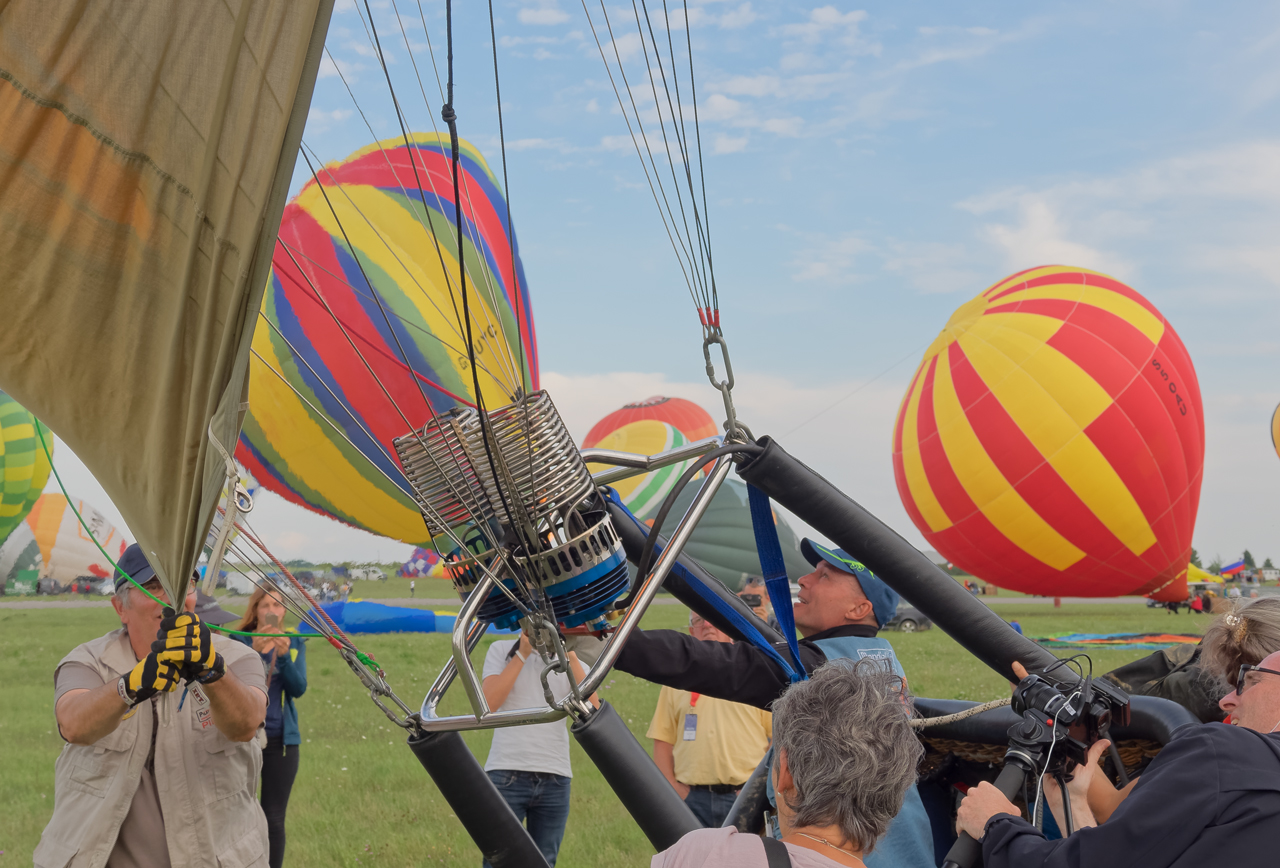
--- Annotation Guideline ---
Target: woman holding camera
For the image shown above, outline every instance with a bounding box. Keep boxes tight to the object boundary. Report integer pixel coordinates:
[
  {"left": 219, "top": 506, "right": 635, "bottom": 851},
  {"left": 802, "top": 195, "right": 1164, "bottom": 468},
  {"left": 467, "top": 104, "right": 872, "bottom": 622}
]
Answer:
[{"left": 957, "top": 598, "right": 1280, "bottom": 868}]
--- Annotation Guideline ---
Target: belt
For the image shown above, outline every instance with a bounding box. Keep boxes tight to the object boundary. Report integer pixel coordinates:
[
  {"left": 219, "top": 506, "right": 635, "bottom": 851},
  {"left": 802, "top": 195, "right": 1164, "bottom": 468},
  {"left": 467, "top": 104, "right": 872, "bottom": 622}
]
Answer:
[{"left": 687, "top": 783, "right": 740, "bottom": 795}]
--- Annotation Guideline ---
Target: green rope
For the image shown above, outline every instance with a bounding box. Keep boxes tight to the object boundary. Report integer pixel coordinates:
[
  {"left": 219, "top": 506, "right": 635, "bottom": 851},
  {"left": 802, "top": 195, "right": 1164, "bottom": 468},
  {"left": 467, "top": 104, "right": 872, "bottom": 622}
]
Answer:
[{"left": 34, "top": 425, "right": 294, "bottom": 639}]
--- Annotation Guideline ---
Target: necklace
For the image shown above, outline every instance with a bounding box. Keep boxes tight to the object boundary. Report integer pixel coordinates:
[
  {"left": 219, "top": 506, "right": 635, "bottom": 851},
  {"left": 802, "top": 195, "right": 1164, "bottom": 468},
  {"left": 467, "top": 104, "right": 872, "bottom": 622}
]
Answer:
[{"left": 794, "top": 832, "right": 864, "bottom": 864}]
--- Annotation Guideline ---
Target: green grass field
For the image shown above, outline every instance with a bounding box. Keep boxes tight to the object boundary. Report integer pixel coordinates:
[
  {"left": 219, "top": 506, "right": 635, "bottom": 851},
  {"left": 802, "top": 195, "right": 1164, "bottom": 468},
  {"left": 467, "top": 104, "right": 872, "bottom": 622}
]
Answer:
[{"left": 0, "top": 601, "right": 1205, "bottom": 866}]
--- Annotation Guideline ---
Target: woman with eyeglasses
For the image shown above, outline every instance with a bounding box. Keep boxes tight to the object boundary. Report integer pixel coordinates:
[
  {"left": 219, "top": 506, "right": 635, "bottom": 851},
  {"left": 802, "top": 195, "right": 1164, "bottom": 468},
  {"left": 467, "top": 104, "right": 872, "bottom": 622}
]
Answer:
[{"left": 956, "top": 598, "right": 1280, "bottom": 868}]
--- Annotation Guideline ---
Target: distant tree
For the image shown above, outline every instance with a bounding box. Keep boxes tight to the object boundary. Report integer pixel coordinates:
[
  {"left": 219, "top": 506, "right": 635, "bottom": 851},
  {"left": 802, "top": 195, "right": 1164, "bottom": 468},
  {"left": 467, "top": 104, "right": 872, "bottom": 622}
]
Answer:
[
  {"left": 1190, "top": 548, "right": 1202, "bottom": 568},
  {"left": 1265, "top": 558, "right": 1275, "bottom": 570},
  {"left": 1209, "top": 555, "right": 1223, "bottom": 575},
  {"left": 284, "top": 559, "right": 313, "bottom": 568},
  {"left": 1244, "top": 550, "right": 1256, "bottom": 568}
]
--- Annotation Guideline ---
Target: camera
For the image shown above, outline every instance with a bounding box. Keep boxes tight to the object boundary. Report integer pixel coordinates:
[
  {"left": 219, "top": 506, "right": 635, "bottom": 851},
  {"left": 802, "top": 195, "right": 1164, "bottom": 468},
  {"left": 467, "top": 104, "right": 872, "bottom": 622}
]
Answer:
[{"left": 1010, "top": 670, "right": 1130, "bottom": 772}]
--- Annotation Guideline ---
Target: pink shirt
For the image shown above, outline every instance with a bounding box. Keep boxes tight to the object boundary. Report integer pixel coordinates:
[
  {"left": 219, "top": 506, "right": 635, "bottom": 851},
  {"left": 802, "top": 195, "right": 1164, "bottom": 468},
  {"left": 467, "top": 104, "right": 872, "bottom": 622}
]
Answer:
[{"left": 653, "top": 827, "right": 846, "bottom": 868}]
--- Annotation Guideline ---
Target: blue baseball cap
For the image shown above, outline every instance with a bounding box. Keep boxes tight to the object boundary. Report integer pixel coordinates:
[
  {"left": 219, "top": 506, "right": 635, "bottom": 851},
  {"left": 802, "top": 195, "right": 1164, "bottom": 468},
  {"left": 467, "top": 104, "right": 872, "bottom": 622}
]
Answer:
[
  {"left": 114, "top": 544, "right": 157, "bottom": 591},
  {"left": 799, "top": 539, "right": 900, "bottom": 629},
  {"left": 114, "top": 544, "right": 199, "bottom": 594}
]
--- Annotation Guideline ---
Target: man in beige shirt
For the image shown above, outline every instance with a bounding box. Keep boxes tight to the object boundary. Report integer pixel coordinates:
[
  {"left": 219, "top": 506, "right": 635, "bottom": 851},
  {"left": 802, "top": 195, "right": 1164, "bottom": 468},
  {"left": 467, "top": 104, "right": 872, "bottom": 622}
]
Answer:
[
  {"left": 647, "top": 612, "right": 773, "bottom": 827},
  {"left": 35, "top": 545, "right": 269, "bottom": 868}
]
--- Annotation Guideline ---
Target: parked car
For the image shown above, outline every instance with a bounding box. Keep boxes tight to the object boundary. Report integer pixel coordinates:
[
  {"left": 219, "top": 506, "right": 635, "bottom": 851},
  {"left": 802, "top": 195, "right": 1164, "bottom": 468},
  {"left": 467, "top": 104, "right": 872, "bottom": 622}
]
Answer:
[{"left": 886, "top": 604, "right": 931, "bottom": 633}]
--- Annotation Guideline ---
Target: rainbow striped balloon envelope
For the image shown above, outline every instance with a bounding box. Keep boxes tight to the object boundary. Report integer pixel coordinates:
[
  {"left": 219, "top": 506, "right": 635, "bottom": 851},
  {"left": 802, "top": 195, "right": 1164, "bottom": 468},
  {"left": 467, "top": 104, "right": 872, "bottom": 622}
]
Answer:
[
  {"left": 237, "top": 134, "right": 537, "bottom": 544},
  {"left": 583, "top": 397, "right": 718, "bottom": 521},
  {"left": 892, "top": 266, "right": 1203, "bottom": 601}
]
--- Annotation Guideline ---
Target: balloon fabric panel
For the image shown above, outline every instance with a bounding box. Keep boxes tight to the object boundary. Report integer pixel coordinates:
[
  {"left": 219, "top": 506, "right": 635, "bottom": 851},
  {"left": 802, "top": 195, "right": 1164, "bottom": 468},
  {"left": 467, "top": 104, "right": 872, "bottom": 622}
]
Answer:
[
  {"left": 237, "top": 134, "right": 538, "bottom": 545},
  {"left": 892, "top": 266, "right": 1203, "bottom": 601}
]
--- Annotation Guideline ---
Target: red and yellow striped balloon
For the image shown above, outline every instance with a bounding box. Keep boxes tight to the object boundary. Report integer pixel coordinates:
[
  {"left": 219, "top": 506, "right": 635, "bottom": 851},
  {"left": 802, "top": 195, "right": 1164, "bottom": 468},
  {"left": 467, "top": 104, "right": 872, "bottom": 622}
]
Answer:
[{"left": 892, "top": 266, "right": 1203, "bottom": 601}]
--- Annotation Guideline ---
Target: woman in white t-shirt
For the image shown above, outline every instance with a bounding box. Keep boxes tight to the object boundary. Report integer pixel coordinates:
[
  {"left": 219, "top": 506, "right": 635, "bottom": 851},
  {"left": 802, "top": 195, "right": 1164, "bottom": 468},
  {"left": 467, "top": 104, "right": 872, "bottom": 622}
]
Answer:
[{"left": 481, "top": 631, "right": 596, "bottom": 867}]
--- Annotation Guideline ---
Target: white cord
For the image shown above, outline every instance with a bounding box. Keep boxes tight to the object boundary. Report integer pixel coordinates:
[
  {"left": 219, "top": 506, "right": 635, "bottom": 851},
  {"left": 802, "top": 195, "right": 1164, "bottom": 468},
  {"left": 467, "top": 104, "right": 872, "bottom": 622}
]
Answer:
[{"left": 1032, "top": 689, "right": 1081, "bottom": 827}]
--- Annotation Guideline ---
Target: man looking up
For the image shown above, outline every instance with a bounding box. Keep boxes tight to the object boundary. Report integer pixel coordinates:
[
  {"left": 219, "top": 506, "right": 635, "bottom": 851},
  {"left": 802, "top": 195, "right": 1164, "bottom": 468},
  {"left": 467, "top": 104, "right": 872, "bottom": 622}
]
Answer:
[
  {"left": 34, "top": 544, "right": 269, "bottom": 868},
  {"left": 647, "top": 611, "right": 774, "bottom": 827},
  {"left": 615, "top": 539, "right": 933, "bottom": 868}
]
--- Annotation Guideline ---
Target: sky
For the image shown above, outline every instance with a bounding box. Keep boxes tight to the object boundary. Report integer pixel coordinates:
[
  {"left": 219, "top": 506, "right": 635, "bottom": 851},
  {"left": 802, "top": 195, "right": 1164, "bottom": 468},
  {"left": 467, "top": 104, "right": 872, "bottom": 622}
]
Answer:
[{"left": 48, "top": 0, "right": 1280, "bottom": 572}]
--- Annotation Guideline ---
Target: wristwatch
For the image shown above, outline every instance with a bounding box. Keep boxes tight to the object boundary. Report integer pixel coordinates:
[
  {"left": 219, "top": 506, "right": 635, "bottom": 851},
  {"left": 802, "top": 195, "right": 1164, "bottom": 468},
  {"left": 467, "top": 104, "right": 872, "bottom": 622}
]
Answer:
[{"left": 117, "top": 675, "right": 139, "bottom": 708}]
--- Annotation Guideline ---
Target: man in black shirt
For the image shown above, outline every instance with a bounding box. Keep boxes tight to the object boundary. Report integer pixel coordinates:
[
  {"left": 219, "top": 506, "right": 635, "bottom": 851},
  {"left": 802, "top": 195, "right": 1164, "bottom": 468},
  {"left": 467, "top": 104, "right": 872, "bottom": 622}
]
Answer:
[
  {"left": 616, "top": 539, "right": 936, "bottom": 868},
  {"left": 615, "top": 539, "right": 902, "bottom": 708},
  {"left": 956, "top": 649, "right": 1280, "bottom": 868}
]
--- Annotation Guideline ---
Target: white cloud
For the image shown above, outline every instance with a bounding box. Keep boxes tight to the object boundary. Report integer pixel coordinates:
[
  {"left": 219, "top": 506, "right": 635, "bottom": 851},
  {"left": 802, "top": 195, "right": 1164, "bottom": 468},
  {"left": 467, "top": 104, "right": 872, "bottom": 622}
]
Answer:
[
  {"left": 318, "top": 54, "right": 366, "bottom": 80},
  {"left": 781, "top": 6, "right": 874, "bottom": 51},
  {"left": 715, "top": 74, "right": 783, "bottom": 98},
  {"left": 586, "top": 98, "right": 600, "bottom": 113},
  {"left": 713, "top": 134, "right": 748, "bottom": 154},
  {"left": 791, "top": 232, "right": 873, "bottom": 283},
  {"left": 719, "top": 2, "right": 757, "bottom": 29},
  {"left": 701, "top": 93, "right": 745, "bottom": 122},
  {"left": 958, "top": 141, "right": 1280, "bottom": 285},
  {"left": 519, "top": 5, "right": 570, "bottom": 25},
  {"left": 976, "top": 197, "right": 1134, "bottom": 279}
]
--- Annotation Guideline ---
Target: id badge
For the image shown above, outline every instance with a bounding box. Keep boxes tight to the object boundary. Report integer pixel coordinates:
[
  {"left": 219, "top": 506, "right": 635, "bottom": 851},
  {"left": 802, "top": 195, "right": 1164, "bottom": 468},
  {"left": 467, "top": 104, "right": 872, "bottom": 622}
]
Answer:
[{"left": 682, "top": 713, "right": 697, "bottom": 741}]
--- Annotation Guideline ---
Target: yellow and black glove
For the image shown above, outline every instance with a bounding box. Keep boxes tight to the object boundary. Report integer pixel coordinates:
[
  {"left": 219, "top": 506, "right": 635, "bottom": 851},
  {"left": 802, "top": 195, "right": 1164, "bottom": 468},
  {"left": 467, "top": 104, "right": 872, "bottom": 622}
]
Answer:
[
  {"left": 152, "top": 608, "right": 225, "bottom": 684},
  {"left": 118, "top": 652, "right": 180, "bottom": 707}
]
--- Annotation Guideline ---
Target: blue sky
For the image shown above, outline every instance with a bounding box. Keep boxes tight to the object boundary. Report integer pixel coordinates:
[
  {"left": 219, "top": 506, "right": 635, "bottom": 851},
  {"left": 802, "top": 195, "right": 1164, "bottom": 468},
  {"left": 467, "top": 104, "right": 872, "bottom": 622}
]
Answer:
[{"left": 54, "top": 1, "right": 1280, "bottom": 571}]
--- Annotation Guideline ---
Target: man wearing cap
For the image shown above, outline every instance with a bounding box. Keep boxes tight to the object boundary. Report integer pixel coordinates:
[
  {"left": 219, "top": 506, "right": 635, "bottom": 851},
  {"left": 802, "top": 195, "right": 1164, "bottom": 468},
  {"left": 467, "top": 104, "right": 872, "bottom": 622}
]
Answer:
[
  {"left": 614, "top": 538, "right": 934, "bottom": 868},
  {"left": 34, "top": 544, "right": 270, "bottom": 868}
]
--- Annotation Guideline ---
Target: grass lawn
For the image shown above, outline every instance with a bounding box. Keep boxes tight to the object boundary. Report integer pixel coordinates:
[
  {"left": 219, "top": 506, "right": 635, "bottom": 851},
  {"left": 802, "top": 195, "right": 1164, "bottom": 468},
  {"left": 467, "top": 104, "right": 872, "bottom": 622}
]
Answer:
[{"left": 0, "top": 601, "right": 1204, "bottom": 866}]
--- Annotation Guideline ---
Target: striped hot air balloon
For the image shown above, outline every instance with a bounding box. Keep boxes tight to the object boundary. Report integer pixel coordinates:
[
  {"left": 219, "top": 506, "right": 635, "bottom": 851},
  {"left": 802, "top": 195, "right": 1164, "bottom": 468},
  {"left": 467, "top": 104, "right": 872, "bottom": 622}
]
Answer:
[
  {"left": 583, "top": 397, "right": 717, "bottom": 521},
  {"left": 237, "top": 134, "right": 537, "bottom": 544},
  {"left": 892, "top": 266, "right": 1203, "bottom": 602},
  {"left": 0, "top": 390, "right": 52, "bottom": 547}
]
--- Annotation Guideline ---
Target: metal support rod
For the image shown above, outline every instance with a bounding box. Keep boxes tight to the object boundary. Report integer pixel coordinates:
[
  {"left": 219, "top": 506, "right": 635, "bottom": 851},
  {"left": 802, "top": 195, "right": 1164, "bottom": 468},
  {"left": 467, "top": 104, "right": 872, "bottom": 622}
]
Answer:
[
  {"left": 415, "top": 453, "right": 733, "bottom": 731},
  {"left": 607, "top": 497, "right": 784, "bottom": 647},
  {"left": 578, "top": 455, "right": 732, "bottom": 697},
  {"left": 583, "top": 436, "right": 722, "bottom": 486},
  {"left": 422, "top": 618, "right": 489, "bottom": 719}
]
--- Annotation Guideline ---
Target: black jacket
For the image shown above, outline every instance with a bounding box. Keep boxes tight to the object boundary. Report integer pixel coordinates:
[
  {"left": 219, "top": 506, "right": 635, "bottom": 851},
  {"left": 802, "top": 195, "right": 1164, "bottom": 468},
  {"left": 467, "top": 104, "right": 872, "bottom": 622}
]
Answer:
[
  {"left": 983, "top": 723, "right": 1280, "bottom": 868},
  {"left": 613, "top": 623, "right": 878, "bottom": 710}
]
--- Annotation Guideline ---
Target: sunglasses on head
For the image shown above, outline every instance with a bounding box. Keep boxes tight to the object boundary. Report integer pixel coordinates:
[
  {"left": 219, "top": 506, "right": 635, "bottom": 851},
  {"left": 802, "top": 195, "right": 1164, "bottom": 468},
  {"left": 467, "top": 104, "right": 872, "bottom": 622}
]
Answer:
[{"left": 1235, "top": 664, "right": 1280, "bottom": 696}]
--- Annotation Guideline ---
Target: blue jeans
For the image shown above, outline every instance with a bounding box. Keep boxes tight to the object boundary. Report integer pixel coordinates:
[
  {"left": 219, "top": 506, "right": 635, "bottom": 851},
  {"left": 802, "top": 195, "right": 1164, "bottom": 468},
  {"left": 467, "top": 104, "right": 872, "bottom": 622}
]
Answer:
[
  {"left": 684, "top": 787, "right": 738, "bottom": 828},
  {"left": 483, "top": 770, "right": 572, "bottom": 867}
]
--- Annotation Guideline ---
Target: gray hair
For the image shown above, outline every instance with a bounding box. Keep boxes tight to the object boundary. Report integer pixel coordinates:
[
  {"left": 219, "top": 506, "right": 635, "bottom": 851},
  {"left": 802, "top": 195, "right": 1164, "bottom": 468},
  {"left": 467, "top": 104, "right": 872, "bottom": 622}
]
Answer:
[
  {"left": 115, "top": 583, "right": 131, "bottom": 607},
  {"left": 1202, "top": 597, "right": 1280, "bottom": 690},
  {"left": 771, "top": 658, "right": 923, "bottom": 853}
]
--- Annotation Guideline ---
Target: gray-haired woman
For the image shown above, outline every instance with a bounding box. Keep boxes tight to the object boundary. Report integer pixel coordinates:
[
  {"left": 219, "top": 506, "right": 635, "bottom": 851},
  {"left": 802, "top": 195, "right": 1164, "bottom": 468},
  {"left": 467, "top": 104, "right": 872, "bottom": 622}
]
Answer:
[{"left": 652, "top": 659, "right": 923, "bottom": 868}]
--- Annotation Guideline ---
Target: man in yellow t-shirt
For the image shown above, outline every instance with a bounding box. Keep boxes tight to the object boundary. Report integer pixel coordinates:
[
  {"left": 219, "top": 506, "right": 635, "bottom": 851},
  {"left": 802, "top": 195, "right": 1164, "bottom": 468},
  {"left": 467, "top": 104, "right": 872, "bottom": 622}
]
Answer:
[{"left": 647, "top": 612, "right": 773, "bottom": 827}]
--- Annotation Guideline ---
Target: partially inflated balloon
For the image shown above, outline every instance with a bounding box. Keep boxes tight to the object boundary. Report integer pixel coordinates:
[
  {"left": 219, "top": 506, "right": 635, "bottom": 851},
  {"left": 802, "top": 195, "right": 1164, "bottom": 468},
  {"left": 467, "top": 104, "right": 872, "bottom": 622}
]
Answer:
[
  {"left": 893, "top": 267, "right": 1203, "bottom": 601},
  {"left": 587, "top": 421, "right": 692, "bottom": 520},
  {"left": 0, "top": 390, "right": 52, "bottom": 546},
  {"left": 399, "top": 547, "right": 444, "bottom": 578},
  {"left": 23, "top": 493, "right": 129, "bottom": 584},
  {"left": 583, "top": 397, "right": 717, "bottom": 521},
  {"left": 237, "top": 134, "right": 537, "bottom": 544},
  {"left": 584, "top": 396, "right": 717, "bottom": 446}
]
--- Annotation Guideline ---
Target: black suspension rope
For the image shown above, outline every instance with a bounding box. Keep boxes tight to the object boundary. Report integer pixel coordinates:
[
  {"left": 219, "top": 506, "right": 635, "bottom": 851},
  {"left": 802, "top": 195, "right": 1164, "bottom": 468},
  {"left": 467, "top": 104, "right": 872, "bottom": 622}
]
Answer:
[
  {"left": 441, "top": 0, "right": 532, "bottom": 560},
  {"left": 487, "top": 0, "right": 528, "bottom": 397}
]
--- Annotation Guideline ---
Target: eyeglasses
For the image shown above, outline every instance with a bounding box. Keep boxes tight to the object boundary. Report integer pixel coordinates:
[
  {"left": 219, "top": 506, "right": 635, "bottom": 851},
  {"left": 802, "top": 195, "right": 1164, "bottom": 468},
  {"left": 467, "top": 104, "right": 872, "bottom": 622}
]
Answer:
[{"left": 1235, "top": 664, "right": 1280, "bottom": 696}]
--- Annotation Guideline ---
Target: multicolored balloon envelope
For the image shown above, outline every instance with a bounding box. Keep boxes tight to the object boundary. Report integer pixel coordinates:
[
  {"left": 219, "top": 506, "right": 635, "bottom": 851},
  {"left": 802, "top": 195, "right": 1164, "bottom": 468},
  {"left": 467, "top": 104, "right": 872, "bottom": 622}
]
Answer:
[
  {"left": 16, "top": 493, "right": 129, "bottom": 585},
  {"left": 0, "top": 390, "right": 52, "bottom": 547},
  {"left": 399, "top": 546, "right": 444, "bottom": 578},
  {"left": 893, "top": 266, "right": 1203, "bottom": 601},
  {"left": 237, "top": 134, "right": 537, "bottom": 545},
  {"left": 583, "top": 397, "right": 717, "bottom": 521}
]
